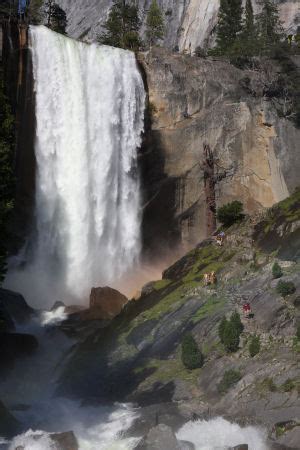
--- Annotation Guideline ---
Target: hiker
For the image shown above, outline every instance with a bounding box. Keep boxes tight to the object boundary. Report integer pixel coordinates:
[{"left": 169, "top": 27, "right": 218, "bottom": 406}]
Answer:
[
  {"left": 216, "top": 231, "right": 225, "bottom": 246},
  {"left": 243, "top": 302, "right": 252, "bottom": 319},
  {"left": 204, "top": 271, "right": 217, "bottom": 286}
]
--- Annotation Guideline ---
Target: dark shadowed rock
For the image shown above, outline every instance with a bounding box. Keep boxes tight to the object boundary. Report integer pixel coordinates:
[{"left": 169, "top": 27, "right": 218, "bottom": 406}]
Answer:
[
  {"left": 0, "top": 400, "right": 23, "bottom": 438},
  {"left": 51, "top": 431, "right": 79, "bottom": 450},
  {"left": 0, "top": 289, "right": 34, "bottom": 324},
  {"left": 230, "top": 445, "right": 248, "bottom": 450},
  {"left": 0, "top": 333, "right": 38, "bottom": 372},
  {"left": 86, "top": 286, "right": 128, "bottom": 320}
]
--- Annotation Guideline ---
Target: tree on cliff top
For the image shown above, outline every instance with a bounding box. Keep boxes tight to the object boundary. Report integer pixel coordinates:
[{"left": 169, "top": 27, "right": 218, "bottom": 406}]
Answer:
[
  {"left": 146, "top": 0, "right": 165, "bottom": 47},
  {"left": 256, "top": 0, "right": 284, "bottom": 54},
  {"left": 97, "top": 0, "right": 142, "bottom": 51},
  {"left": 214, "top": 0, "right": 243, "bottom": 54},
  {"left": 29, "top": 0, "right": 43, "bottom": 25},
  {"left": 45, "top": 0, "right": 67, "bottom": 34}
]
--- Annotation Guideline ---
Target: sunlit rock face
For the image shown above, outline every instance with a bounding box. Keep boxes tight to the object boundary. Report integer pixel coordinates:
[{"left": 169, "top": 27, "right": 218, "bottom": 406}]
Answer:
[
  {"left": 55, "top": 0, "right": 300, "bottom": 52},
  {"left": 138, "top": 48, "right": 300, "bottom": 252}
]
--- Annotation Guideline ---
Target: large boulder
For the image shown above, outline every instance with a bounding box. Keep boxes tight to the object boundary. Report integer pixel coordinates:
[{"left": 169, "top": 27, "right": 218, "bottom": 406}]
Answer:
[
  {"left": 0, "top": 333, "right": 38, "bottom": 372},
  {"left": 84, "top": 286, "right": 128, "bottom": 320},
  {"left": 51, "top": 431, "right": 79, "bottom": 450},
  {"left": 136, "top": 424, "right": 194, "bottom": 450},
  {"left": 0, "top": 289, "right": 33, "bottom": 325}
]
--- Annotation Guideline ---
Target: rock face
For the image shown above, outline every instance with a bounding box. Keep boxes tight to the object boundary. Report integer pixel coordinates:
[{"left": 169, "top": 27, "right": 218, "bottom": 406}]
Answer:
[
  {"left": 139, "top": 48, "right": 300, "bottom": 252},
  {"left": 0, "top": 288, "right": 34, "bottom": 325},
  {"left": 0, "top": 400, "right": 22, "bottom": 439},
  {"left": 56, "top": 0, "right": 299, "bottom": 52},
  {"left": 87, "top": 286, "right": 128, "bottom": 320}
]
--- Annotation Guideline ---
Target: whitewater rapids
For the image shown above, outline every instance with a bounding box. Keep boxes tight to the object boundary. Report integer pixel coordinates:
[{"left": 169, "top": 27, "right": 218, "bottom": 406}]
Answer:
[{"left": 5, "top": 26, "right": 145, "bottom": 308}]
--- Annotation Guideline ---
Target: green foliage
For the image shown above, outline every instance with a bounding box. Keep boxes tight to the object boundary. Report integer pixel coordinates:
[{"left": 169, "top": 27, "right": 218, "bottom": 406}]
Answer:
[
  {"left": 28, "top": 0, "right": 43, "bottom": 25},
  {"left": 218, "top": 316, "right": 227, "bottom": 342},
  {"left": 272, "top": 262, "right": 283, "bottom": 279},
  {"left": 219, "top": 311, "right": 243, "bottom": 353},
  {"left": 255, "top": 0, "right": 284, "bottom": 55},
  {"left": 194, "top": 46, "right": 207, "bottom": 58},
  {"left": 296, "top": 324, "right": 300, "bottom": 340},
  {"left": 218, "top": 369, "right": 242, "bottom": 393},
  {"left": 97, "top": 1, "right": 142, "bottom": 51},
  {"left": 146, "top": 0, "right": 165, "bottom": 47},
  {"left": 0, "top": 72, "right": 15, "bottom": 284},
  {"left": 217, "top": 201, "right": 244, "bottom": 227},
  {"left": 249, "top": 334, "right": 260, "bottom": 357},
  {"left": 281, "top": 378, "right": 295, "bottom": 392},
  {"left": 276, "top": 280, "right": 296, "bottom": 297},
  {"left": 214, "top": 0, "right": 243, "bottom": 54},
  {"left": 261, "top": 377, "right": 277, "bottom": 392},
  {"left": 230, "top": 310, "right": 244, "bottom": 335},
  {"left": 181, "top": 333, "right": 204, "bottom": 370},
  {"left": 45, "top": 1, "right": 67, "bottom": 34}
]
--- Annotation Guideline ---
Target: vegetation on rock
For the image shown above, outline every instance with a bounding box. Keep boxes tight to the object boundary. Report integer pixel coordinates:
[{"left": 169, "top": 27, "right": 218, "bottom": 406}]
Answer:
[
  {"left": 181, "top": 333, "right": 204, "bottom": 370},
  {"left": 217, "top": 201, "right": 244, "bottom": 227},
  {"left": 272, "top": 262, "right": 283, "bottom": 279},
  {"left": 97, "top": 0, "right": 141, "bottom": 51},
  {"left": 249, "top": 335, "right": 260, "bottom": 357},
  {"left": 219, "top": 311, "right": 243, "bottom": 353},
  {"left": 218, "top": 368, "right": 242, "bottom": 393},
  {"left": 276, "top": 280, "right": 296, "bottom": 297},
  {"left": 146, "top": 0, "right": 165, "bottom": 47}
]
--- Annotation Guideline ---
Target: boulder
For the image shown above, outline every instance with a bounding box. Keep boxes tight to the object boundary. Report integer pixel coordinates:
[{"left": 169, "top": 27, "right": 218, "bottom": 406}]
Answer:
[
  {"left": 230, "top": 446, "right": 248, "bottom": 450},
  {"left": 85, "top": 286, "right": 128, "bottom": 320},
  {"left": 0, "top": 333, "right": 38, "bottom": 371},
  {"left": 0, "top": 289, "right": 33, "bottom": 325},
  {"left": 0, "top": 400, "right": 22, "bottom": 439},
  {"left": 51, "top": 431, "right": 79, "bottom": 450},
  {"left": 136, "top": 424, "right": 188, "bottom": 450}
]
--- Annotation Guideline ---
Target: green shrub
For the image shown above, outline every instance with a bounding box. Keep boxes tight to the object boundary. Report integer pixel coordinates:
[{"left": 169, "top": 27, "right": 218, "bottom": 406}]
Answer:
[
  {"left": 276, "top": 280, "right": 296, "bottom": 297},
  {"left": 249, "top": 335, "right": 260, "bottom": 357},
  {"left": 181, "top": 333, "right": 204, "bottom": 370},
  {"left": 261, "top": 377, "right": 277, "bottom": 392},
  {"left": 230, "top": 311, "right": 244, "bottom": 335},
  {"left": 218, "top": 316, "right": 227, "bottom": 343},
  {"left": 272, "top": 262, "right": 283, "bottom": 279},
  {"left": 217, "top": 201, "right": 244, "bottom": 227},
  {"left": 218, "top": 369, "right": 242, "bottom": 394},
  {"left": 219, "top": 311, "right": 243, "bottom": 353},
  {"left": 296, "top": 324, "right": 300, "bottom": 340},
  {"left": 281, "top": 378, "right": 295, "bottom": 392}
]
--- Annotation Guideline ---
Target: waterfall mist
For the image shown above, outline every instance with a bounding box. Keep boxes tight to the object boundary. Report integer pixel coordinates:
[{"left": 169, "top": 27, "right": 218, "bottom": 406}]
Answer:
[{"left": 5, "top": 26, "right": 145, "bottom": 308}]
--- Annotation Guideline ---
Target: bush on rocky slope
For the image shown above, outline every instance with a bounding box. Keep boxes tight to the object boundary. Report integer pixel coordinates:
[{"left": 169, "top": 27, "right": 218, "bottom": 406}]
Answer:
[
  {"left": 249, "top": 335, "right": 260, "bottom": 357},
  {"left": 272, "top": 262, "right": 283, "bottom": 279},
  {"left": 217, "top": 201, "right": 244, "bottom": 227},
  {"left": 181, "top": 333, "right": 204, "bottom": 370},
  {"left": 218, "top": 369, "right": 242, "bottom": 394},
  {"left": 276, "top": 280, "right": 296, "bottom": 297}
]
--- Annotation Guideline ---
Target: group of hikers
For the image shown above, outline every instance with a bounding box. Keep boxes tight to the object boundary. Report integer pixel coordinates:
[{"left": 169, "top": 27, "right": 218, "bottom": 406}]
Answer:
[{"left": 202, "top": 229, "right": 253, "bottom": 319}]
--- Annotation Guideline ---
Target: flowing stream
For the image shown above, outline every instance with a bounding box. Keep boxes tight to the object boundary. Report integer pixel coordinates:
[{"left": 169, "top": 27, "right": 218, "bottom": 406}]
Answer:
[{"left": 5, "top": 25, "right": 145, "bottom": 308}]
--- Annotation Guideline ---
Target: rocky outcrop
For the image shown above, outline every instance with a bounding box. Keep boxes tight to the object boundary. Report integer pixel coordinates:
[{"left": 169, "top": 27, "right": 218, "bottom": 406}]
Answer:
[
  {"left": 0, "top": 288, "right": 33, "bottom": 325},
  {"left": 56, "top": 0, "right": 299, "bottom": 52},
  {"left": 0, "top": 400, "right": 22, "bottom": 439},
  {"left": 139, "top": 48, "right": 300, "bottom": 252},
  {"left": 87, "top": 286, "right": 128, "bottom": 320}
]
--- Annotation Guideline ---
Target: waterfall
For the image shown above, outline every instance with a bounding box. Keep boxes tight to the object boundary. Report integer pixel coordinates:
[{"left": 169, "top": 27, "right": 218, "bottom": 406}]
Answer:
[{"left": 5, "top": 26, "right": 145, "bottom": 307}]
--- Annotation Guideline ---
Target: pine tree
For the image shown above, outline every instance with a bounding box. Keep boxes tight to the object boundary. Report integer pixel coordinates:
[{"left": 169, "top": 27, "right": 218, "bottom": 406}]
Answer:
[
  {"left": 28, "top": 0, "right": 43, "bottom": 25},
  {"left": 181, "top": 333, "right": 204, "bottom": 370},
  {"left": 146, "top": 0, "right": 165, "bottom": 47},
  {"left": 256, "top": 0, "right": 284, "bottom": 54},
  {"left": 238, "top": 0, "right": 257, "bottom": 57},
  {"left": 214, "top": 0, "right": 243, "bottom": 54},
  {"left": 244, "top": 0, "right": 254, "bottom": 36},
  {"left": 45, "top": 1, "right": 67, "bottom": 34},
  {"left": 98, "top": 1, "right": 142, "bottom": 51}
]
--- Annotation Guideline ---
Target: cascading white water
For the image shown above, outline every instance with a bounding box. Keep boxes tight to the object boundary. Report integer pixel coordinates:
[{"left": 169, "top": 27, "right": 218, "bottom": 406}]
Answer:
[{"left": 5, "top": 26, "right": 145, "bottom": 307}]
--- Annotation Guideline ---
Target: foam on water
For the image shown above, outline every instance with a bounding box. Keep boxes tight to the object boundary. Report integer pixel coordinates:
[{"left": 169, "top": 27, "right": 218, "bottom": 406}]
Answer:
[{"left": 176, "top": 417, "right": 268, "bottom": 450}]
